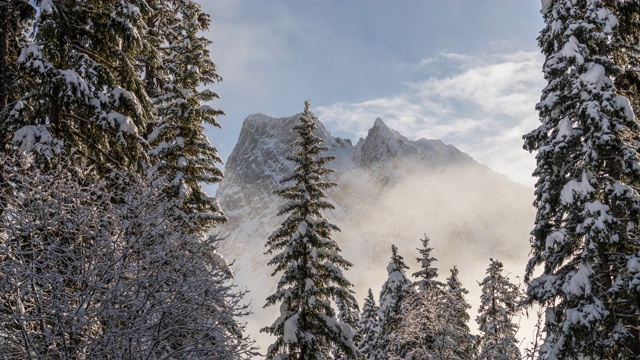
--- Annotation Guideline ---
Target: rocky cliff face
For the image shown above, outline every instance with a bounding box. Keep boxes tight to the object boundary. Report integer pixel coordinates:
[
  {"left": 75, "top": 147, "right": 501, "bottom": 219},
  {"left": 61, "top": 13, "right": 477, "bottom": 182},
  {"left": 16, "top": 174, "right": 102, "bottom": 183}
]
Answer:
[{"left": 214, "top": 112, "right": 535, "bottom": 353}]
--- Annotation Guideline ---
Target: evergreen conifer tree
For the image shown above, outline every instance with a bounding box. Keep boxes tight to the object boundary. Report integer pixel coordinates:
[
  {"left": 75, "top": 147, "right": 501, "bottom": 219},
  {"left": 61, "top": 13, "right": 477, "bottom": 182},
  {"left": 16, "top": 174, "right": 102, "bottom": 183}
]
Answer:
[
  {"left": 412, "top": 235, "right": 444, "bottom": 292},
  {"left": 476, "top": 259, "right": 521, "bottom": 360},
  {"left": 262, "top": 100, "right": 358, "bottom": 360},
  {"left": 334, "top": 297, "right": 361, "bottom": 360},
  {"left": 146, "top": 0, "right": 225, "bottom": 232},
  {"left": 0, "top": 1, "right": 251, "bottom": 357},
  {"left": 374, "top": 244, "right": 416, "bottom": 358},
  {"left": 524, "top": 0, "right": 640, "bottom": 357},
  {"left": 445, "top": 266, "right": 475, "bottom": 359},
  {"left": 356, "top": 289, "right": 380, "bottom": 360}
]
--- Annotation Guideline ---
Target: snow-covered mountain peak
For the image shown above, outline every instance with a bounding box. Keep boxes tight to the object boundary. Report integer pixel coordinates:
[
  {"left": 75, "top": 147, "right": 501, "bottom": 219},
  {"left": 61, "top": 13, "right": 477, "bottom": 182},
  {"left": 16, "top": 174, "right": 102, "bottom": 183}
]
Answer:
[
  {"left": 370, "top": 117, "right": 402, "bottom": 138},
  {"left": 373, "top": 117, "right": 389, "bottom": 128}
]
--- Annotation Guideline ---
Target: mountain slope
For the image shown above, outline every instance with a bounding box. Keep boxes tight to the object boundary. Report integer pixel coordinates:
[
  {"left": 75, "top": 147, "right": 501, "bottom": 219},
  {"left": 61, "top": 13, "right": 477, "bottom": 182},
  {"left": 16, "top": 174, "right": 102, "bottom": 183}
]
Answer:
[{"left": 215, "top": 112, "right": 535, "bottom": 354}]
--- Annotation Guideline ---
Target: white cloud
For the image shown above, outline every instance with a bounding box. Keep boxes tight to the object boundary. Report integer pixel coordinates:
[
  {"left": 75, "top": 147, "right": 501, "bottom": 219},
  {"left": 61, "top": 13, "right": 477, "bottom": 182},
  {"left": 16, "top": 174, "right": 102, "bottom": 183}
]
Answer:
[
  {"left": 205, "top": 2, "right": 302, "bottom": 96},
  {"left": 316, "top": 51, "right": 545, "bottom": 186}
]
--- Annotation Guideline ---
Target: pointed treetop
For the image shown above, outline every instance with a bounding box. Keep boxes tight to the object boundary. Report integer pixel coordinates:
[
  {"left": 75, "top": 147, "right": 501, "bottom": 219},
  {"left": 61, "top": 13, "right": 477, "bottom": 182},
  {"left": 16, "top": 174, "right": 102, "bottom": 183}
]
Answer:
[
  {"left": 365, "top": 288, "right": 375, "bottom": 305},
  {"left": 387, "top": 244, "right": 410, "bottom": 274},
  {"left": 412, "top": 235, "right": 443, "bottom": 291},
  {"left": 356, "top": 288, "right": 381, "bottom": 360},
  {"left": 447, "top": 266, "right": 466, "bottom": 294}
]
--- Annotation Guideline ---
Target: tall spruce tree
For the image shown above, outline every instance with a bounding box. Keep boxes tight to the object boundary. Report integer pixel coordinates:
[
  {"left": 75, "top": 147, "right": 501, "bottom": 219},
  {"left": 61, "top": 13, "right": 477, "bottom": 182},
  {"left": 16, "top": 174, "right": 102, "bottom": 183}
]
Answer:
[
  {"left": 476, "top": 259, "right": 521, "bottom": 360},
  {"left": 262, "top": 100, "right": 358, "bottom": 360},
  {"left": 146, "top": 0, "right": 225, "bottom": 232},
  {"left": 445, "top": 266, "right": 475, "bottom": 359},
  {"left": 524, "top": 0, "right": 640, "bottom": 357},
  {"left": 356, "top": 289, "right": 381, "bottom": 360},
  {"left": 374, "top": 245, "right": 416, "bottom": 358},
  {"left": 334, "top": 297, "right": 361, "bottom": 360},
  {"left": 412, "top": 235, "right": 444, "bottom": 292}
]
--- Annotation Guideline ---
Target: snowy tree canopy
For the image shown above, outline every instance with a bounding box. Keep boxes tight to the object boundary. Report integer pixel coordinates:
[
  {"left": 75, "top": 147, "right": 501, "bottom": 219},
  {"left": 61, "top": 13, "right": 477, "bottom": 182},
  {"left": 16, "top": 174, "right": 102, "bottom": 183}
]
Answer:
[
  {"left": 445, "top": 266, "right": 476, "bottom": 359},
  {"left": 4, "top": 0, "right": 154, "bottom": 170},
  {"left": 0, "top": 1, "right": 246, "bottom": 358},
  {"left": 356, "top": 289, "right": 380, "bottom": 360}
]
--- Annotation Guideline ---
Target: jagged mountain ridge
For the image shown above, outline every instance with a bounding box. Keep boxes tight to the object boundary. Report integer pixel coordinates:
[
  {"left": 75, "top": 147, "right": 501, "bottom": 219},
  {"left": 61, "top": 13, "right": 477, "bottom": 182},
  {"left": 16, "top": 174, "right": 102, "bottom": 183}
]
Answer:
[
  {"left": 217, "top": 113, "right": 476, "bottom": 221},
  {"left": 215, "top": 112, "right": 535, "bottom": 354}
]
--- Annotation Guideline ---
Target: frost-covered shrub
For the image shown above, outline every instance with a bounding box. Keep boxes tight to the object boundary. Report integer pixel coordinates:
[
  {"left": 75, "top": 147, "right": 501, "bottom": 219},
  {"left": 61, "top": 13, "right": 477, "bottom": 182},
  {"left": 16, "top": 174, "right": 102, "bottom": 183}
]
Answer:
[{"left": 0, "top": 155, "right": 255, "bottom": 359}]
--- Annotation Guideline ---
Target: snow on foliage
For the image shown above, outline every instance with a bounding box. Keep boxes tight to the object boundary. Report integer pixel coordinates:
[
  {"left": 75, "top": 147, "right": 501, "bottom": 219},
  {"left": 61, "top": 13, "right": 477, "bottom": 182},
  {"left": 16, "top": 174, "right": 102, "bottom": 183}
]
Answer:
[
  {"left": 524, "top": 0, "right": 640, "bottom": 357},
  {"left": 373, "top": 245, "right": 416, "bottom": 358},
  {"left": 12, "top": 125, "right": 53, "bottom": 154},
  {"left": 5, "top": 0, "right": 152, "bottom": 169},
  {"left": 355, "top": 289, "right": 380, "bottom": 359},
  {"left": 412, "top": 235, "right": 445, "bottom": 292},
  {"left": 0, "top": 155, "right": 256, "bottom": 359},
  {"left": 145, "top": 0, "right": 226, "bottom": 232},
  {"left": 262, "top": 101, "right": 358, "bottom": 360},
  {"left": 476, "top": 259, "right": 522, "bottom": 360},
  {"left": 0, "top": 1, "right": 248, "bottom": 358},
  {"left": 388, "top": 266, "right": 475, "bottom": 360}
]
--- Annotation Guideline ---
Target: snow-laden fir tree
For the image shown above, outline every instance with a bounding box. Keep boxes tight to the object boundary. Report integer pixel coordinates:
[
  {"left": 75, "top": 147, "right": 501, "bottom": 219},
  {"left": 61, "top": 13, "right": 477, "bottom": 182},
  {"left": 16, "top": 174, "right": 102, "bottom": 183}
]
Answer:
[
  {"left": 4, "top": 0, "right": 153, "bottom": 170},
  {"left": 146, "top": 0, "right": 225, "bottom": 232},
  {"left": 0, "top": 155, "right": 256, "bottom": 358},
  {"left": 476, "top": 259, "right": 521, "bottom": 360},
  {"left": 356, "top": 289, "right": 380, "bottom": 360},
  {"left": 0, "top": 0, "right": 34, "bottom": 151},
  {"left": 524, "top": 0, "right": 640, "bottom": 357},
  {"left": 412, "top": 235, "right": 444, "bottom": 292},
  {"left": 374, "top": 244, "right": 416, "bottom": 359},
  {"left": 386, "top": 235, "right": 466, "bottom": 358},
  {"left": 334, "top": 297, "right": 361, "bottom": 360},
  {"left": 262, "top": 100, "right": 358, "bottom": 360},
  {"left": 445, "top": 266, "right": 475, "bottom": 359}
]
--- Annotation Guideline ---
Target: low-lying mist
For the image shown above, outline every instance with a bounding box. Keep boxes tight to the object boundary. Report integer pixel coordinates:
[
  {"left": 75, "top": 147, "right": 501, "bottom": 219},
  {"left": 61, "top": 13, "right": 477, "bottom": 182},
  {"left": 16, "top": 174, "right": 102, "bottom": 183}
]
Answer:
[{"left": 218, "top": 161, "right": 539, "bottom": 356}]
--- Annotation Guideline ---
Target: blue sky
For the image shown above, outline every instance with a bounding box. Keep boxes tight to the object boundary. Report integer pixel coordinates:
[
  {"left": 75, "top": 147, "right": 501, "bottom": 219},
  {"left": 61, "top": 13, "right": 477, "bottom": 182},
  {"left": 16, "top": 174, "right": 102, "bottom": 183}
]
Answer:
[{"left": 202, "top": 1, "right": 546, "bottom": 187}]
